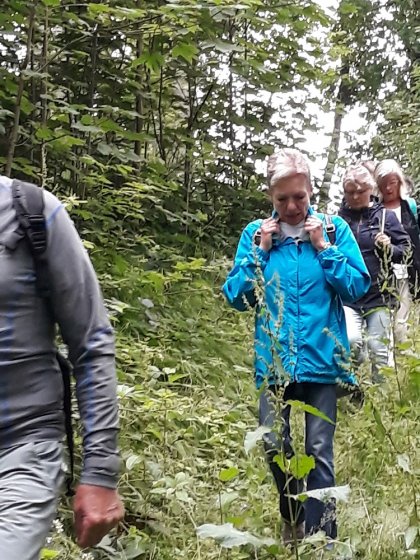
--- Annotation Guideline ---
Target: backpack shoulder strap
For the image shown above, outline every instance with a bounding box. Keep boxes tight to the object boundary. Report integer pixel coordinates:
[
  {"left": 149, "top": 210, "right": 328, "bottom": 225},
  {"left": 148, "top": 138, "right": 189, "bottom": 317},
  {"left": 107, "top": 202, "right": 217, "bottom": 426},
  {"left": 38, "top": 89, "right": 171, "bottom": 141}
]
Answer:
[
  {"left": 324, "top": 214, "right": 336, "bottom": 245},
  {"left": 11, "top": 180, "right": 50, "bottom": 299},
  {"left": 11, "top": 180, "right": 74, "bottom": 496},
  {"left": 11, "top": 179, "right": 46, "bottom": 252}
]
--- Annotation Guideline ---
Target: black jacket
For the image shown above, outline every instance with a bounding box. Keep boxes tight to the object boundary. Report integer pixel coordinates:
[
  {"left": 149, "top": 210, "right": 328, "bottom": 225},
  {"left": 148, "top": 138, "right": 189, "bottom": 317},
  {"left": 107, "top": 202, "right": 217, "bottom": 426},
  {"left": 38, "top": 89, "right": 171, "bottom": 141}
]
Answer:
[
  {"left": 400, "top": 199, "right": 420, "bottom": 299},
  {"left": 338, "top": 200, "right": 411, "bottom": 311}
]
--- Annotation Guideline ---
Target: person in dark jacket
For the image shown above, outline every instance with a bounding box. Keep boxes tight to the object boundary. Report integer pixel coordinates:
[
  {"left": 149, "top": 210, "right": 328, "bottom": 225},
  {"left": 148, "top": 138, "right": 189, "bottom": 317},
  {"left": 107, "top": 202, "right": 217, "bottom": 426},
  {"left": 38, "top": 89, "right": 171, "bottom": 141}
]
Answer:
[
  {"left": 338, "top": 165, "right": 411, "bottom": 382},
  {"left": 224, "top": 149, "right": 370, "bottom": 546},
  {"left": 374, "top": 160, "right": 420, "bottom": 342}
]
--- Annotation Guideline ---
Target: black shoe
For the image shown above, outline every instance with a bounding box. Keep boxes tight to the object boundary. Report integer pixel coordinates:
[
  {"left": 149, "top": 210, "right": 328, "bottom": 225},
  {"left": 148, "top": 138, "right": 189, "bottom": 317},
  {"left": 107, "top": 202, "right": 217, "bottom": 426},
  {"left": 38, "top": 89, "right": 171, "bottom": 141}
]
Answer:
[{"left": 282, "top": 521, "right": 305, "bottom": 547}]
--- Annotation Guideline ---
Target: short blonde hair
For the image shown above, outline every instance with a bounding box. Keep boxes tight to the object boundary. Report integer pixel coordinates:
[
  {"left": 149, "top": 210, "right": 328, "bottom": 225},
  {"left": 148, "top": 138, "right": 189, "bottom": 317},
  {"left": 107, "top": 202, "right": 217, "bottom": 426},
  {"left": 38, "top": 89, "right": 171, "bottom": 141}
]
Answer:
[
  {"left": 343, "top": 164, "right": 376, "bottom": 192},
  {"left": 374, "top": 159, "right": 408, "bottom": 199},
  {"left": 266, "top": 148, "right": 311, "bottom": 191}
]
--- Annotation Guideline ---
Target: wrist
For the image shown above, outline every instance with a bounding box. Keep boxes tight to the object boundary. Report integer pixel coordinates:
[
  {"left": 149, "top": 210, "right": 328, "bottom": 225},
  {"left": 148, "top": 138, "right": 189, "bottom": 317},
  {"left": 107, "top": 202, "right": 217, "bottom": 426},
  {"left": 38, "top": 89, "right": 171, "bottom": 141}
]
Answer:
[
  {"left": 260, "top": 244, "right": 271, "bottom": 253},
  {"left": 316, "top": 241, "right": 332, "bottom": 252}
]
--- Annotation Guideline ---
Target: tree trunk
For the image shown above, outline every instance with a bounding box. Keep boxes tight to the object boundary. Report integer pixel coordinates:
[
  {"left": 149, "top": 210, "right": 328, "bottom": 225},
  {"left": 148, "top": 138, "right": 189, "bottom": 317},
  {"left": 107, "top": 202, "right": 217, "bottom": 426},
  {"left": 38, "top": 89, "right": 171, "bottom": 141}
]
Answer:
[
  {"left": 318, "top": 104, "right": 344, "bottom": 210},
  {"left": 40, "top": 5, "right": 49, "bottom": 187},
  {"left": 5, "top": 3, "right": 38, "bottom": 177},
  {"left": 134, "top": 0, "right": 144, "bottom": 167}
]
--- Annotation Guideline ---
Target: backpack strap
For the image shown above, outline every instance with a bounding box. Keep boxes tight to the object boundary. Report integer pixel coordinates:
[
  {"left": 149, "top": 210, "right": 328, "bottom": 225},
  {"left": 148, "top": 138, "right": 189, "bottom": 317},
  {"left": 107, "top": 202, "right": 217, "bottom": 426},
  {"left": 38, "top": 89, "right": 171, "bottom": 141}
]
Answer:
[
  {"left": 12, "top": 180, "right": 49, "bottom": 298},
  {"left": 11, "top": 180, "right": 75, "bottom": 497},
  {"left": 324, "top": 214, "right": 336, "bottom": 245}
]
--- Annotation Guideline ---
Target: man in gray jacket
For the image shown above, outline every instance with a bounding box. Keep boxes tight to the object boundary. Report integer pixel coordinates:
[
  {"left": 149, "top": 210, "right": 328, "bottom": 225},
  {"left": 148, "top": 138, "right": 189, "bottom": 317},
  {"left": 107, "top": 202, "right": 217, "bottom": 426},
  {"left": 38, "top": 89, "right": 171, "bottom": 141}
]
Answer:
[{"left": 0, "top": 175, "right": 124, "bottom": 558}]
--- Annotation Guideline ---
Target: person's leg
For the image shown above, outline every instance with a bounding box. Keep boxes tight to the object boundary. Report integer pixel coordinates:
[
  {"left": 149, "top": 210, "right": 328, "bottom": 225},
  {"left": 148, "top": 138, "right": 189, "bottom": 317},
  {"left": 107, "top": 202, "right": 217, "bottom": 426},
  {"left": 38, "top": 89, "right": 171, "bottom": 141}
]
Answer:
[
  {"left": 0, "top": 441, "right": 64, "bottom": 560},
  {"left": 394, "top": 278, "right": 411, "bottom": 344},
  {"left": 343, "top": 307, "right": 365, "bottom": 364},
  {"left": 259, "top": 385, "right": 304, "bottom": 527},
  {"left": 364, "top": 307, "right": 391, "bottom": 383},
  {"left": 304, "top": 383, "right": 337, "bottom": 539}
]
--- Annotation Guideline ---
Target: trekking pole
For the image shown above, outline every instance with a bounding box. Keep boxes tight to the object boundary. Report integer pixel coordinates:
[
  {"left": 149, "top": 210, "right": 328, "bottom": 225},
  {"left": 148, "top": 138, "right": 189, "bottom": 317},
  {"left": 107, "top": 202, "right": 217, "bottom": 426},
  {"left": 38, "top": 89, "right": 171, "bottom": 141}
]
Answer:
[{"left": 381, "top": 209, "right": 386, "bottom": 234}]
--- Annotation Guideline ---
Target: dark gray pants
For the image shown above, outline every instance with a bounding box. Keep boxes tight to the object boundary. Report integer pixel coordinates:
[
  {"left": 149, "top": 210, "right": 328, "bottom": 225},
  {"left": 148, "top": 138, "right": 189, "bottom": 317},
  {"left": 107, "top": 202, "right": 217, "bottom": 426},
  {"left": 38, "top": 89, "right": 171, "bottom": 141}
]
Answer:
[
  {"left": 259, "top": 383, "right": 337, "bottom": 538},
  {"left": 0, "top": 441, "right": 64, "bottom": 560}
]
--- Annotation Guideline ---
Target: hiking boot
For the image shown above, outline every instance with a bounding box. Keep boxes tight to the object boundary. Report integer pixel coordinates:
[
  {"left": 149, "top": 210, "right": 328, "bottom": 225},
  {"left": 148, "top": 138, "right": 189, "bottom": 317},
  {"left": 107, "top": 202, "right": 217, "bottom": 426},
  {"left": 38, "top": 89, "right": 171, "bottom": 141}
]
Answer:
[{"left": 282, "top": 521, "right": 305, "bottom": 547}]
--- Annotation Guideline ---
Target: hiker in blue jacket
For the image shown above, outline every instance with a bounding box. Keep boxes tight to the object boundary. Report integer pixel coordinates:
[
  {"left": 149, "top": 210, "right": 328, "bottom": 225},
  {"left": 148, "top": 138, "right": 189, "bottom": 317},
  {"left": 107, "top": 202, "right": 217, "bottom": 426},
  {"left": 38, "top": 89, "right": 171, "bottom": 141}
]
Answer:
[
  {"left": 223, "top": 149, "right": 370, "bottom": 545},
  {"left": 338, "top": 164, "right": 411, "bottom": 382},
  {"left": 374, "top": 160, "right": 420, "bottom": 342}
]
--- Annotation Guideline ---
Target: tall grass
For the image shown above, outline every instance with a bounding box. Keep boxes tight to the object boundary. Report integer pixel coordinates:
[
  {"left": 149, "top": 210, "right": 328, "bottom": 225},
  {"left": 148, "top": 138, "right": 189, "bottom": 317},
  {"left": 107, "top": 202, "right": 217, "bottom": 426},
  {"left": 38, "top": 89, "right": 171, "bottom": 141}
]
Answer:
[{"left": 44, "top": 259, "right": 419, "bottom": 559}]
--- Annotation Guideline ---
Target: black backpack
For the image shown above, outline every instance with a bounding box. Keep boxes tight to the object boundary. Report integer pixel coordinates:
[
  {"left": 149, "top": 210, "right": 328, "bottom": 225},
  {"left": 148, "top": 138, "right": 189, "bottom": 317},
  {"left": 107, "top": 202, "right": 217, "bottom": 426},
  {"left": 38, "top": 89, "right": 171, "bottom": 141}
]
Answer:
[{"left": 11, "top": 179, "right": 74, "bottom": 496}]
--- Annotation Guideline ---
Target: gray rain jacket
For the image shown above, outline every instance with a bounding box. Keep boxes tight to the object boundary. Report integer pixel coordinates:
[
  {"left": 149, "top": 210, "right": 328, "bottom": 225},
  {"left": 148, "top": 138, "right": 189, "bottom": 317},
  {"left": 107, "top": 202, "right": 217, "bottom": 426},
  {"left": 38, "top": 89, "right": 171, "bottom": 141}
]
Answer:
[{"left": 0, "top": 176, "right": 120, "bottom": 488}]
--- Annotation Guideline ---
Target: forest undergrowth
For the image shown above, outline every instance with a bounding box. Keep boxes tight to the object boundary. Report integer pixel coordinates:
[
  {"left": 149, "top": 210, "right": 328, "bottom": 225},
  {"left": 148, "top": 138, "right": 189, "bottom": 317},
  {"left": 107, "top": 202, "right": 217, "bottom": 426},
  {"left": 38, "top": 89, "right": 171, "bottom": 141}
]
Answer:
[{"left": 44, "top": 257, "right": 419, "bottom": 560}]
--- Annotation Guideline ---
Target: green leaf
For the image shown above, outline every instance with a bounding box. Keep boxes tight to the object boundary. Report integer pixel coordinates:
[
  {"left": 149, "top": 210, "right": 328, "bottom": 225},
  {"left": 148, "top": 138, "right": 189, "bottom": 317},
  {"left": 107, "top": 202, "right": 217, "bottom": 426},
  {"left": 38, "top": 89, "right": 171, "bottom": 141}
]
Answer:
[
  {"left": 42, "top": 0, "right": 61, "bottom": 5},
  {"left": 126, "top": 454, "right": 142, "bottom": 471},
  {"left": 72, "top": 121, "right": 103, "bottom": 134},
  {"left": 22, "top": 69, "right": 50, "bottom": 79},
  {"left": 289, "top": 454, "right": 315, "bottom": 479},
  {"left": 172, "top": 43, "right": 198, "bottom": 63},
  {"left": 196, "top": 523, "right": 275, "bottom": 549},
  {"left": 35, "top": 126, "right": 54, "bottom": 141},
  {"left": 168, "top": 372, "right": 189, "bottom": 383},
  {"left": 405, "top": 526, "right": 418, "bottom": 549},
  {"left": 137, "top": 51, "right": 165, "bottom": 72},
  {"left": 217, "top": 491, "right": 240, "bottom": 509},
  {"left": 397, "top": 454, "right": 411, "bottom": 473},
  {"left": 372, "top": 405, "right": 387, "bottom": 438},
  {"left": 219, "top": 467, "right": 240, "bottom": 482},
  {"left": 40, "top": 550, "right": 59, "bottom": 559},
  {"left": 244, "top": 426, "right": 271, "bottom": 454},
  {"left": 291, "top": 484, "right": 350, "bottom": 503},
  {"left": 286, "top": 400, "right": 335, "bottom": 425}
]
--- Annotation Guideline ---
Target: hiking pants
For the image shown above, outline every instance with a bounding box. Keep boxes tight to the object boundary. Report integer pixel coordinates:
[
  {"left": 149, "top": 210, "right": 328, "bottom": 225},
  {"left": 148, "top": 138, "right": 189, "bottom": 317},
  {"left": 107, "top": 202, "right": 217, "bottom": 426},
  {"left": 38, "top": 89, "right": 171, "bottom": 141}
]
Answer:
[
  {"left": 344, "top": 306, "right": 390, "bottom": 383},
  {"left": 259, "top": 383, "right": 337, "bottom": 538},
  {"left": 0, "top": 441, "right": 64, "bottom": 560}
]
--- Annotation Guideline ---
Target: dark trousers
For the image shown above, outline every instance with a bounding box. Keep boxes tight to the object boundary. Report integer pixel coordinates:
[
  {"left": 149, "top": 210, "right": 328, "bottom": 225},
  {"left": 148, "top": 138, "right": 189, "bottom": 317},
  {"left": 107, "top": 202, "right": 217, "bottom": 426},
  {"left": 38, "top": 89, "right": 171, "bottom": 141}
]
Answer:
[{"left": 259, "top": 382, "right": 337, "bottom": 538}]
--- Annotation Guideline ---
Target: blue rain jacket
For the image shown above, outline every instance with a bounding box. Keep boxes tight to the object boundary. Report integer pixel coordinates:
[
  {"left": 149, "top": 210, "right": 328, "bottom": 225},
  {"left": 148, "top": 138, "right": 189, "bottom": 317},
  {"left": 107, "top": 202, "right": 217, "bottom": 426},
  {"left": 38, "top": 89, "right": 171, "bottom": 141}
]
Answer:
[{"left": 223, "top": 208, "right": 371, "bottom": 388}]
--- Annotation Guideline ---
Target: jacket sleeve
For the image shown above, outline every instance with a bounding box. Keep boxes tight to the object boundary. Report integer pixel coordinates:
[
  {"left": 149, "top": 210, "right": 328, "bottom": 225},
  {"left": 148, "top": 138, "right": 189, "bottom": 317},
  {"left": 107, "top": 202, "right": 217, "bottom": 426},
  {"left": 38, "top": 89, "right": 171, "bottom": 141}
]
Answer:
[
  {"left": 43, "top": 191, "right": 120, "bottom": 489},
  {"left": 317, "top": 216, "right": 371, "bottom": 304},
  {"left": 384, "top": 210, "right": 412, "bottom": 263},
  {"left": 223, "top": 222, "right": 269, "bottom": 311}
]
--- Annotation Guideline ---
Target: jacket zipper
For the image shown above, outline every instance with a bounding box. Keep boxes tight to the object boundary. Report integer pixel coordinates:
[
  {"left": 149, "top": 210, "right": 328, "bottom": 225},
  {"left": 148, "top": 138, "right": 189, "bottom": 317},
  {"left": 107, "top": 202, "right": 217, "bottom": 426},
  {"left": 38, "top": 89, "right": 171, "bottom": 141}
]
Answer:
[
  {"left": 292, "top": 242, "right": 301, "bottom": 382},
  {"left": 356, "top": 213, "right": 362, "bottom": 241}
]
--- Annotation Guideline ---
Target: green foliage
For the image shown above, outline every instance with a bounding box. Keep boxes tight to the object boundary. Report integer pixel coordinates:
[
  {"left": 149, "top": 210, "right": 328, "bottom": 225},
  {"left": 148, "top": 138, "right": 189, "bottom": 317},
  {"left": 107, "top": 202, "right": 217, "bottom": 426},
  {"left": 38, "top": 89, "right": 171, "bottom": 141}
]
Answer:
[
  {"left": 1, "top": 1, "right": 419, "bottom": 559},
  {"left": 0, "top": 0, "right": 333, "bottom": 252},
  {"left": 41, "top": 256, "right": 420, "bottom": 559},
  {"left": 372, "top": 65, "right": 420, "bottom": 183}
]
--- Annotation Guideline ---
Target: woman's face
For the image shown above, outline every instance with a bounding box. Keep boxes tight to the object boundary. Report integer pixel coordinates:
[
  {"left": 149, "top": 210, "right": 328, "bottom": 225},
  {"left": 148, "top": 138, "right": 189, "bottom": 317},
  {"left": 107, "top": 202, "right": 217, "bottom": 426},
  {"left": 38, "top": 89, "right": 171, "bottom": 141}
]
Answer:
[
  {"left": 270, "top": 174, "right": 311, "bottom": 225},
  {"left": 378, "top": 173, "right": 401, "bottom": 204},
  {"left": 343, "top": 182, "right": 372, "bottom": 210}
]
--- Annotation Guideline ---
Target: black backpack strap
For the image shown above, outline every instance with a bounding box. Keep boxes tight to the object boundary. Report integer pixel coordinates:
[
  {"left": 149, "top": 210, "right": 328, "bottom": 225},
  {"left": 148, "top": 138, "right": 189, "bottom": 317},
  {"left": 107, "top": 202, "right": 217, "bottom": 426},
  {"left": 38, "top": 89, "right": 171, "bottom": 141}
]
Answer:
[
  {"left": 324, "top": 214, "right": 336, "bottom": 245},
  {"left": 56, "top": 352, "right": 75, "bottom": 497},
  {"left": 11, "top": 180, "right": 74, "bottom": 497},
  {"left": 12, "top": 180, "right": 49, "bottom": 298}
]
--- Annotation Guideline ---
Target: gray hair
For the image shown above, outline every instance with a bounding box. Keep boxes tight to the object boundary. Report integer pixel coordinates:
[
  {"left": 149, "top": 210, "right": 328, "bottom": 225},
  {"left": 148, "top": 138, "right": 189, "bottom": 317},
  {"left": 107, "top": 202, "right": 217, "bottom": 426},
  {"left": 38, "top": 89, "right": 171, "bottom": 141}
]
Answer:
[
  {"left": 266, "top": 148, "right": 311, "bottom": 191},
  {"left": 374, "top": 159, "right": 408, "bottom": 199},
  {"left": 343, "top": 164, "right": 376, "bottom": 191}
]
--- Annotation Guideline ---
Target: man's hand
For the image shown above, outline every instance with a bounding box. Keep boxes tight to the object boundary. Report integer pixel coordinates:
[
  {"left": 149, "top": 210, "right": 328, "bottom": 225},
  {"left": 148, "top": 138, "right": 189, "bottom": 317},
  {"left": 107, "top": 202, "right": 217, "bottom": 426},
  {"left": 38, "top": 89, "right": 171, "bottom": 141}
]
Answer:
[{"left": 73, "top": 484, "right": 124, "bottom": 549}]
